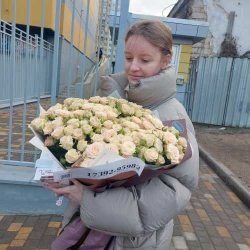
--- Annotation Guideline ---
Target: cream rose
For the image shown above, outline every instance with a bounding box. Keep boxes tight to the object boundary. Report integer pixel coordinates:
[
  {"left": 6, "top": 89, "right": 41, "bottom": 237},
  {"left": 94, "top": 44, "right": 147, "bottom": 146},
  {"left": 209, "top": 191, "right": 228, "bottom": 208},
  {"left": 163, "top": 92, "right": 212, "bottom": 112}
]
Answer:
[
  {"left": 73, "top": 110, "right": 86, "bottom": 118},
  {"left": 104, "top": 129, "right": 117, "bottom": 142},
  {"left": 95, "top": 111, "right": 107, "bottom": 120},
  {"left": 60, "top": 135, "right": 74, "bottom": 150},
  {"left": 103, "top": 120, "right": 113, "bottom": 129},
  {"left": 89, "top": 96, "right": 101, "bottom": 103},
  {"left": 105, "top": 143, "right": 119, "bottom": 155},
  {"left": 93, "top": 104, "right": 105, "bottom": 113},
  {"left": 141, "top": 134, "right": 155, "bottom": 147},
  {"left": 77, "top": 139, "right": 88, "bottom": 152},
  {"left": 156, "top": 155, "right": 165, "bottom": 165},
  {"left": 44, "top": 136, "right": 54, "bottom": 147},
  {"left": 64, "top": 125, "right": 74, "bottom": 136},
  {"left": 107, "top": 111, "right": 118, "bottom": 120},
  {"left": 80, "top": 158, "right": 94, "bottom": 168},
  {"left": 109, "top": 138, "right": 121, "bottom": 149},
  {"left": 85, "top": 142, "right": 104, "bottom": 159},
  {"left": 154, "top": 137, "right": 163, "bottom": 153},
  {"left": 70, "top": 101, "right": 83, "bottom": 110},
  {"left": 43, "top": 122, "right": 53, "bottom": 135},
  {"left": 122, "top": 104, "right": 135, "bottom": 115},
  {"left": 163, "top": 131, "right": 178, "bottom": 145},
  {"left": 120, "top": 141, "right": 136, "bottom": 156},
  {"left": 131, "top": 116, "right": 143, "bottom": 126},
  {"left": 80, "top": 120, "right": 89, "bottom": 126},
  {"left": 92, "top": 134, "right": 104, "bottom": 142},
  {"left": 151, "top": 118, "right": 164, "bottom": 129},
  {"left": 178, "top": 137, "right": 187, "bottom": 148},
  {"left": 51, "top": 116, "right": 63, "bottom": 129},
  {"left": 82, "top": 124, "right": 92, "bottom": 135},
  {"left": 122, "top": 135, "right": 133, "bottom": 143},
  {"left": 103, "top": 105, "right": 113, "bottom": 112},
  {"left": 131, "top": 131, "right": 140, "bottom": 145},
  {"left": 73, "top": 128, "right": 83, "bottom": 139},
  {"left": 64, "top": 98, "right": 75, "bottom": 105},
  {"left": 55, "top": 109, "right": 71, "bottom": 118},
  {"left": 166, "top": 144, "right": 180, "bottom": 164},
  {"left": 67, "top": 118, "right": 80, "bottom": 128},
  {"left": 65, "top": 149, "right": 81, "bottom": 163},
  {"left": 112, "top": 124, "right": 122, "bottom": 131},
  {"left": 89, "top": 116, "right": 101, "bottom": 128},
  {"left": 31, "top": 118, "right": 46, "bottom": 131},
  {"left": 141, "top": 119, "right": 156, "bottom": 130},
  {"left": 100, "top": 97, "right": 108, "bottom": 105},
  {"left": 135, "top": 109, "right": 143, "bottom": 118},
  {"left": 123, "top": 121, "right": 140, "bottom": 131},
  {"left": 82, "top": 103, "right": 94, "bottom": 110},
  {"left": 144, "top": 148, "right": 159, "bottom": 163},
  {"left": 51, "top": 126, "right": 64, "bottom": 140},
  {"left": 153, "top": 130, "right": 164, "bottom": 140},
  {"left": 169, "top": 126, "right": 179, "bottom": 135}
]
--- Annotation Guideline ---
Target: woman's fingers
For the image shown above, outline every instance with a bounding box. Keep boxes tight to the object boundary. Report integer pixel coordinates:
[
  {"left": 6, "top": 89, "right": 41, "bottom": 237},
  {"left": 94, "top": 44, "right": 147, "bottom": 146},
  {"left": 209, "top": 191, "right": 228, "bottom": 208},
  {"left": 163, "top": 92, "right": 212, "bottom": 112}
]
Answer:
[
  {"left": 70, "top": 179, "right": 81, "bottom": 187},
  {"left": 50, "top": 186, "right": 70, "bottom": 196}
]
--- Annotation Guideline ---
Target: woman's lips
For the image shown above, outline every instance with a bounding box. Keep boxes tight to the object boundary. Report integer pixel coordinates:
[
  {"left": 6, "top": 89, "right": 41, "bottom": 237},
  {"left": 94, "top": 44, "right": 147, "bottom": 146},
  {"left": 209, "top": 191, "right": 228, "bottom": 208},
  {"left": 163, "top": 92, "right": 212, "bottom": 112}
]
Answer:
[{"left": 129, "top": 75, "right": 143, "bottom": 81}]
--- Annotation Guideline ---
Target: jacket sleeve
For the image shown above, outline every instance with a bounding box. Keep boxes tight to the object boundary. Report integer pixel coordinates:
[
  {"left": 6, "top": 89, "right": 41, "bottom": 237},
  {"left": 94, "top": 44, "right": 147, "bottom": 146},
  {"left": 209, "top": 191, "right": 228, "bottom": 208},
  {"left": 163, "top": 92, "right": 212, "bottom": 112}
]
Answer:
[{"left": 80, "top": 173, "right": 191, "bottom": 237}]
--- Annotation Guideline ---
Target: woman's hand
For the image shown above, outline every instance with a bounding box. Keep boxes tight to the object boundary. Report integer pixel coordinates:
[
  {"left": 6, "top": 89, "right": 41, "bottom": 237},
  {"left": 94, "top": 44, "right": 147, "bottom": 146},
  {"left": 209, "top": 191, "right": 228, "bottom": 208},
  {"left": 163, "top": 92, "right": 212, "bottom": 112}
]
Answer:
[{"left": 49, "top": 179, "right": 83, "bottom": 205}]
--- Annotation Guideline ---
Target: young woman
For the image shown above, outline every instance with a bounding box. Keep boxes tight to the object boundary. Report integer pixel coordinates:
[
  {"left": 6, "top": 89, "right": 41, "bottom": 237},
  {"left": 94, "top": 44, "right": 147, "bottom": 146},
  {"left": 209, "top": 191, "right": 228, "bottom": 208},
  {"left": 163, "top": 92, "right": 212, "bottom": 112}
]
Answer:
[{"left": 51, "top": 20, "right": 199, "bottom": 250}]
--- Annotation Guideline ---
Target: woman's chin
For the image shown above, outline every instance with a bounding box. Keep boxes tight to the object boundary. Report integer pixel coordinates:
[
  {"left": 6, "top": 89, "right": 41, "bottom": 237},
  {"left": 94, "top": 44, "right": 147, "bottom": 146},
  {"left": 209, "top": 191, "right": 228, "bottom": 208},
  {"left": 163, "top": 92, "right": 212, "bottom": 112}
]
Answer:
[{"left": 128, "top": 78, "right": 141, "bottom": 84}]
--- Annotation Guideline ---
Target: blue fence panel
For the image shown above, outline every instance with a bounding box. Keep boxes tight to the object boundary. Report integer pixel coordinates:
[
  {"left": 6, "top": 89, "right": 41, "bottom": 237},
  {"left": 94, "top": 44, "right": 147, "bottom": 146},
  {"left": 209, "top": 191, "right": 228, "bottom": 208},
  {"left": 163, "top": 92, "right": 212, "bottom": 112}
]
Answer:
[
  {"left": 224, "top": 58, "right": 250, "bottom": 127},
  {"left": 190, "top": 57, "right": 250, "bottom": 128}
]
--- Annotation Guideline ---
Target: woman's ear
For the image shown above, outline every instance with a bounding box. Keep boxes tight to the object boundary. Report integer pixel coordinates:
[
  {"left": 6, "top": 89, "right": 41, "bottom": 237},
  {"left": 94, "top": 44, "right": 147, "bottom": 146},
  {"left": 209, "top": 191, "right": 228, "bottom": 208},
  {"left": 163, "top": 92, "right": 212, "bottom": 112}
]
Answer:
[{"left": 161, "top": 54, "right": 172, "bottom": 70}]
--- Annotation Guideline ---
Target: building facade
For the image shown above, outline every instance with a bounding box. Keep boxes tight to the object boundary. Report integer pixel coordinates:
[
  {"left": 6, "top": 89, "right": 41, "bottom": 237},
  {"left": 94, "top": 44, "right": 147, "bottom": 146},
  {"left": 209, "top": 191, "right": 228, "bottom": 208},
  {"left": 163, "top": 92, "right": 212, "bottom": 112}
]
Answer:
[
  {"left": 1, "top": 0, "right": 100, "bottom": 95},
  {"left": 168, "top": 0, "right": 250, "bottom": 59}
]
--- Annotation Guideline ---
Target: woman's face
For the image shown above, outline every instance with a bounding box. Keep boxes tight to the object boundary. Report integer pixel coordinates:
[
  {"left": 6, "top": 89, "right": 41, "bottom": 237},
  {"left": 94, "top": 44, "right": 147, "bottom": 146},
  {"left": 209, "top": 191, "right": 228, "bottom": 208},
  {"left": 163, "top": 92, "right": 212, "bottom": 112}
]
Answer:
[{"left": 124, "top": 35, "right": 170, "bottom": 83}]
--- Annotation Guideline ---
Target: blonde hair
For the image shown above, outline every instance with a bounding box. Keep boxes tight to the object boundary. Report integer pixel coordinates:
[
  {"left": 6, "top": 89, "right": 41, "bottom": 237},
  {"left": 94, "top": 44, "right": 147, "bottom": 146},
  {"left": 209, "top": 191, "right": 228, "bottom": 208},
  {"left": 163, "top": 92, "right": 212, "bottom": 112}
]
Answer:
[{"left": 125, "top": 20, "right": 173, "bottom": 57}]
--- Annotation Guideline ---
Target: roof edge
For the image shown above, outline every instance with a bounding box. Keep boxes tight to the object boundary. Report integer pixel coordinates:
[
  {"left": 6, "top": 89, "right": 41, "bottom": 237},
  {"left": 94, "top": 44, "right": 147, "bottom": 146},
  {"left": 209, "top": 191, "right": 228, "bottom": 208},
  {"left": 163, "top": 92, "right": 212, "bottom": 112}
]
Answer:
[{"left": 168, "top": 0, "right": 189, "bottom": 18}]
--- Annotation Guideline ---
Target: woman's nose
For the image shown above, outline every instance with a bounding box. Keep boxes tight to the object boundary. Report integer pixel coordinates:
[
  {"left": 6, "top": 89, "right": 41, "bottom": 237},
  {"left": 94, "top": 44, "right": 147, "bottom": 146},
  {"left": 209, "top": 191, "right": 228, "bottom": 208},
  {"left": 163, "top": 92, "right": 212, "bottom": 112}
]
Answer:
[{"left": 130, "top": 60, "right": 140, "bottom": 71}]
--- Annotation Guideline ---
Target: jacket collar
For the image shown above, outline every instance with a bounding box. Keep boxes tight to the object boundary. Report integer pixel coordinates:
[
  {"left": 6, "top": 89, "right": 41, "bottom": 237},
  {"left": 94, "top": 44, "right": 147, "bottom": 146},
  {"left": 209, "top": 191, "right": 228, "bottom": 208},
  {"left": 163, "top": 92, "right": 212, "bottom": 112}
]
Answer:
[{"left": 124, "top": 66, "right": 176, "bottom": 110}]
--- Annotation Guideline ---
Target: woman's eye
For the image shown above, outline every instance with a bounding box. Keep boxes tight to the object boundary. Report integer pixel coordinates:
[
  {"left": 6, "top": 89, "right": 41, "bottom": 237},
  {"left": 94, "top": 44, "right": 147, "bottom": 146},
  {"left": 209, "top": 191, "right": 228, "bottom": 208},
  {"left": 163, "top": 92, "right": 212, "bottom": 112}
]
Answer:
[
  {"left": 142, "top": 59, "right": 149, "bottom": 63},
  {"left": 126, "top": 57, "right": 132, "bottom": 61}
]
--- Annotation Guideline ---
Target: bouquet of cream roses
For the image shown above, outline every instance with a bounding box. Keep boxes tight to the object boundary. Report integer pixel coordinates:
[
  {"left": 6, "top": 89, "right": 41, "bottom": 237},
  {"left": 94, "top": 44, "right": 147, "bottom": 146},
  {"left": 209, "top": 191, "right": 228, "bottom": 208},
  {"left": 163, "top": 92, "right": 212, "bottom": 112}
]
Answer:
[{"left": 31, "top": 96, "right": 188, "bottom": 171}]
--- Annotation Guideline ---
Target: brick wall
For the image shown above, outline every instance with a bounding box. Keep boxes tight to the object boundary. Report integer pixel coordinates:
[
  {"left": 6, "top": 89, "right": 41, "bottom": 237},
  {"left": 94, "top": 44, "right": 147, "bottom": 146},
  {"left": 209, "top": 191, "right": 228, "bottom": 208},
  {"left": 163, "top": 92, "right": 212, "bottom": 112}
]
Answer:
[{"left": 174, "top": 0, "right": 215, "bottom": 59}]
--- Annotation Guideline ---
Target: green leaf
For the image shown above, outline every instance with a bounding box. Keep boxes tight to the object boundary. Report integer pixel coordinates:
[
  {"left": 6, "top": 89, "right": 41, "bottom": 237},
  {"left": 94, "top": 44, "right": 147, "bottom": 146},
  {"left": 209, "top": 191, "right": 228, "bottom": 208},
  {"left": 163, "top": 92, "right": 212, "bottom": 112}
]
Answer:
[
  {"left": 135, "top": 147, "right": 141, "bottom": 154},
  {"left": 60, "top": 157, "right": 67, "bottom": 165},
  {"left": 162, "top": 127, "right": 167, "bottom": 132},
  {"left": 118, "top": 129, "right": 125, "bottom": 135},
  {"left": 116, "top": 102, "right": 122, "bottom": 112},
  {"left": 95, "top": 128, "right": 101, "bottom": 134},
  {"left": 140, "top": 139, "right": 146, "bottom": 146}
]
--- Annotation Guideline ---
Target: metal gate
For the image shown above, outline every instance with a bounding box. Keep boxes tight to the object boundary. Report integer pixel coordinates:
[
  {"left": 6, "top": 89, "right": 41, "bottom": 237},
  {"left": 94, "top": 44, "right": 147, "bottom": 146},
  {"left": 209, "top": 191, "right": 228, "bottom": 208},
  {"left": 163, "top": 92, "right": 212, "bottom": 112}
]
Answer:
[
  {"left": 186, "top": 57, "right": 250, "bottom": 128},
  {"left": 0, "top": 0, "right": 130, "bottom": 167}
]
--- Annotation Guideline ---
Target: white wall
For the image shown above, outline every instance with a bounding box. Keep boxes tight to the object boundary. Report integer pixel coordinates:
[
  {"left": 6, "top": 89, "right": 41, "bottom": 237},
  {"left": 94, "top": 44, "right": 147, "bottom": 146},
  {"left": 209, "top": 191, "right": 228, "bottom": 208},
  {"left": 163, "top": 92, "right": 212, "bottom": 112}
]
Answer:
[{"left": 203, "top": 0, "right": 250, "bottom": 55}]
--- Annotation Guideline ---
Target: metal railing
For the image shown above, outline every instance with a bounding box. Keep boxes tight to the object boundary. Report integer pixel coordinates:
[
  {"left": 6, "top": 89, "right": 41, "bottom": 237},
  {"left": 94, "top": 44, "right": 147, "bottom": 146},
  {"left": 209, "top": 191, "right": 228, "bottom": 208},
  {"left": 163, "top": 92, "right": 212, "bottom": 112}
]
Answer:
[
  {"left": 0, "top": 0, "right": 130, "bottom": 167},
  {"left": 0, "top": 20, "right": 53, "bottom": 106}
]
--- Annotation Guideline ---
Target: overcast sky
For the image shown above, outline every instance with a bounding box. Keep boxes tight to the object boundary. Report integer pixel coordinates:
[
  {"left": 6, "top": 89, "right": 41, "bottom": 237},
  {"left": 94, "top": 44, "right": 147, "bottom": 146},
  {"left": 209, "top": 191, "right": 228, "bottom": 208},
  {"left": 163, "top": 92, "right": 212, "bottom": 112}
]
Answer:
[{"left": 129, "top": 0, "right": 178, "bottom": 17}]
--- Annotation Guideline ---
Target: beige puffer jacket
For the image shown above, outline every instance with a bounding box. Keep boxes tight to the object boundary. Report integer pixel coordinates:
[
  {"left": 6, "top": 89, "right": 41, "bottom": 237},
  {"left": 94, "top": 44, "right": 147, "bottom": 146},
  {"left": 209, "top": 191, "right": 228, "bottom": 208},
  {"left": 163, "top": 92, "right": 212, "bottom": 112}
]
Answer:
[{"left": 63, "top": 66, "right": 199, "bottom": 250}]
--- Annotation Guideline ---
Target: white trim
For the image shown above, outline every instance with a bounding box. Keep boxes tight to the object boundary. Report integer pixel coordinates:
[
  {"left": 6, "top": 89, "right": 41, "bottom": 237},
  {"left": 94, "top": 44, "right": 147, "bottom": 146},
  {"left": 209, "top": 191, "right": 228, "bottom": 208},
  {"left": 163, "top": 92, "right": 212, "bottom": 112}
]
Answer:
[{"left": 169, "top": 44, "right": 182, "bottom": 77}]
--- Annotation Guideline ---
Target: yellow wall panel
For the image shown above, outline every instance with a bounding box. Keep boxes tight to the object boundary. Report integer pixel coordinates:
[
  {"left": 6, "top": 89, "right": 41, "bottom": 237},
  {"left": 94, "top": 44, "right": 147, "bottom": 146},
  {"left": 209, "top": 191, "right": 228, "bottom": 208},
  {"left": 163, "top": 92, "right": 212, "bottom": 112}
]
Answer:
[
  {"left": 1, "top": 0, "right": 11, "bottom": 22},
  {"left": 178, "top": 63, "right": 189, "bottom": 74},
  {"left": 182, "top": 73, "right": 189, "bottom": 82},
  {"left": 181, "top": 45, "right": 192, "bottom": 54},
  {"left": 73, "top": 21, "right": 91, "bottom": 57},
  {"left": 1, "top": 0, "right": 56, "bottom": 30},
  {"left": 60, "top": 3, "right": 72, "bottom": 41},
  {"left": 180, "top": 53, "right": 191, "bottom": 64},
  {"left": 177, "top": 45, "right": 192, "bottom": 83},
  {"left": 84, "top": 0, "right": 95, "bottom": 19}
]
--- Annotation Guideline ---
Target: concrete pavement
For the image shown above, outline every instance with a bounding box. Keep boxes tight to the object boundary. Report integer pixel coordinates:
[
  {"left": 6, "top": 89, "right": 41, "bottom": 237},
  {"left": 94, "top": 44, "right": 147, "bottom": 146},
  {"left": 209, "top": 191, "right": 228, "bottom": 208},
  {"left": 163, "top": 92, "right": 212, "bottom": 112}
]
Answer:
[{"left": 1, "top": 158, "right": 250, "bottom": 249}]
